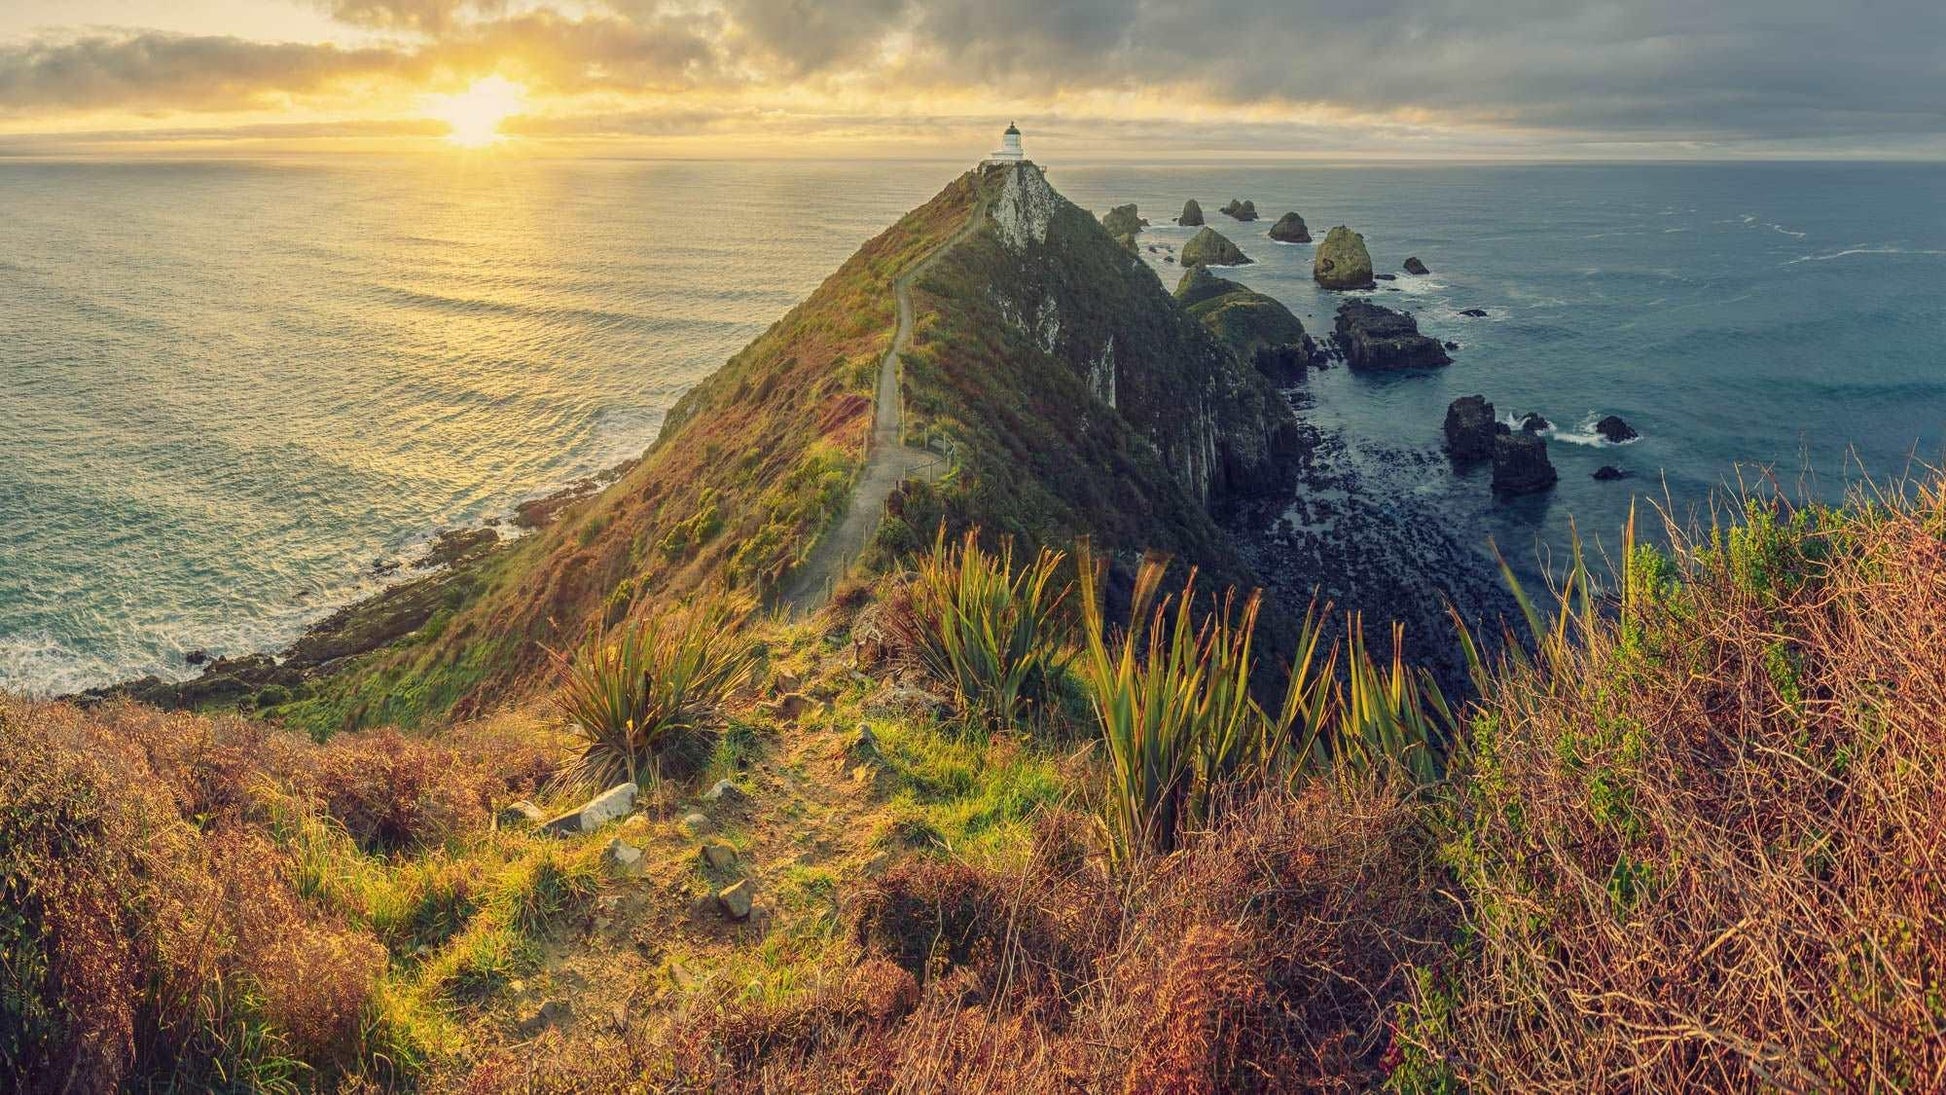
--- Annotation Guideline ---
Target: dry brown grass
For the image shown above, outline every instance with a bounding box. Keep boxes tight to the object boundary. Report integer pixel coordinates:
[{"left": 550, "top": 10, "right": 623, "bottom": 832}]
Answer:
[
  {"left": 451, "top": 776, "right": 1441, "bottom": 1094},
  {"left": 0, "top": 696, "right": 560, "bottom": 1091},
  {"left": 1397, "top": 484, "right": 1946, "bottom": 1091}
]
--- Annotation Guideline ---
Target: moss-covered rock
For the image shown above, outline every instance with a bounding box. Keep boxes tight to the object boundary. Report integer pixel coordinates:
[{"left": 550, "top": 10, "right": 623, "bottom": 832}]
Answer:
[
  {"left": 1181, "top": 226, "right": 1252, "bottom": 268},
  {"left": 1177, "top": 199, "right": 1205, "bottom": 226},
  {"left": 1313, "top": 226, "right": 1375, "bottom": 290},
  {"left": 1175, "top": 266, "right": 1314, "bottom": 382},
  {"left": 1268, "top": 212, "right": 1311, "bottom": 243},
  {"left": 1100, "top": 203, "right": 1147, "bottom": 237}
]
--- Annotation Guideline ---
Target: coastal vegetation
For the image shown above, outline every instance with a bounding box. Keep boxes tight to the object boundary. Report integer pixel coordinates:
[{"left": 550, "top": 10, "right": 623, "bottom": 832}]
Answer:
[
  {"left": 8, "top": 163, "right": 1943, "bottom": 1093},
  {"left": 12, "top": 483, "right": 1942, "bottom": 1090}
]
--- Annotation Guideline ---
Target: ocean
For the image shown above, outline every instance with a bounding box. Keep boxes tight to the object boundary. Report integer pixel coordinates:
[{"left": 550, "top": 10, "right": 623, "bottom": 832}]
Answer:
[{"left": 3, "top": 157, "right": 1942, "bottom": 694}]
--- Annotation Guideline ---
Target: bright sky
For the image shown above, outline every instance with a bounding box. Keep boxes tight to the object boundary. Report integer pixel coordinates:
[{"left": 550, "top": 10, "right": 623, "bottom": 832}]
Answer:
[{"left": 2, "top": 0, "right": 1942, "bottom": 158}]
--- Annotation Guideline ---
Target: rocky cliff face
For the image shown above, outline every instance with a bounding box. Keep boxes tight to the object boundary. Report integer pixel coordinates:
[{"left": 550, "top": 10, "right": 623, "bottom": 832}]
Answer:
[{"left": 915, "top": 164, "right": 1299, "bottom": 516}]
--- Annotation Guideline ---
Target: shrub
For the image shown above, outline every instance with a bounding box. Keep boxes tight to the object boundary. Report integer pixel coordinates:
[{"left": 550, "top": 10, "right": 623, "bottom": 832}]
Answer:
[
  {"left": 1403, "top": 488, "right": 1946, "bottom": 1089},
  {"left": 892, "top": 529, "right": 1073, "bottom": 732},
  {"left": 550, "top": 598, "right": 758, "bottom": 792},
  {"left": 0, "top": 698, "right": 385, "bottom": 1092}
]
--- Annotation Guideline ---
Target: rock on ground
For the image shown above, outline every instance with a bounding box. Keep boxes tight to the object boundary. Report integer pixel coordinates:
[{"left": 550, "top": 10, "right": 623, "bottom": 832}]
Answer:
[{"left": 544, "top": 783, "right": 637, "bottom": 836}]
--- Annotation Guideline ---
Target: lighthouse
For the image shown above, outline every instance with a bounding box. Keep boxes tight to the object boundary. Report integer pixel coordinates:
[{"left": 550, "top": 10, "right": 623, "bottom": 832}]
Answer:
[{"left": 984, "top": 123, "right": 1025, "bottom": 164}]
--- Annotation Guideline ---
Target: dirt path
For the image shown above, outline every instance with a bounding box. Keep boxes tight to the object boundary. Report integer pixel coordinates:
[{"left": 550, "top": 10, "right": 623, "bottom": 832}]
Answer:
[{"left": 775, "top": 201, "right": 985, "bottom": 615}]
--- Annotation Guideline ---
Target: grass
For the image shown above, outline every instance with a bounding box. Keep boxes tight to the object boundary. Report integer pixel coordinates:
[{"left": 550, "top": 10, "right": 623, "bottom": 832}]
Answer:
[
  {"left": 1394, "top": 484, "right": 1946, "bottom": 1090},
  {"left": 891, "top": 528, "right": 1073, "bottom": 733},
  {"left": 550, "top": 597, "right": 759, "bottom": 794}
]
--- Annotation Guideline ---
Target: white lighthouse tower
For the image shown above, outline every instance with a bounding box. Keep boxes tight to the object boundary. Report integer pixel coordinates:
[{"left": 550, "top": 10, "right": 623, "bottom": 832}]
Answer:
[{"left": 984, "top": 122, "right": 1025, "bottom": 164}]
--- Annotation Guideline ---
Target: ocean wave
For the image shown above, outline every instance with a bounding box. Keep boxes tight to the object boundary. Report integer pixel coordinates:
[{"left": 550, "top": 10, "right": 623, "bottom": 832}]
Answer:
[
  {"left": 1500, "top": 412, "right": 1642, "bottom": 448},
  {"left": 1784, "top": 246, "right": 1946, "bottom": 266}
]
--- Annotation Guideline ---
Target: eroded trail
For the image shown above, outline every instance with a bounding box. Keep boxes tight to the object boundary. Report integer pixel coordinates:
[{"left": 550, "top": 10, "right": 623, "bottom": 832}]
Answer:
[{"left": 775, "top": 201, "right": 986, "bottom": 615}]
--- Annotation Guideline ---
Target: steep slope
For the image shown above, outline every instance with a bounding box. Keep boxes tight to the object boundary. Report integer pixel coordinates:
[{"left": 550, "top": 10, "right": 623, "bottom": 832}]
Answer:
[
  {"left": 900, "top": 162, "right": 1301, "bottom": 565},
  {"left": 285, "top": 163, "right": 1312, "bottom": 730},
  {"left": 291, "top": 175, "right": 985, "bottom": 729}
]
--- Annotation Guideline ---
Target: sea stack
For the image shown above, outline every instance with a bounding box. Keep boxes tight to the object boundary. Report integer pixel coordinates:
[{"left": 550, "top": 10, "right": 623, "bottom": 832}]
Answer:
[
  {"left": 1492, "top": 431, "right": 1558, "bottom": 495},
  {"left": 1332, "top": 300, "right": 1450, "bottom": 369},
  {"left": 1268, "top": 212, "right": 1311, "bottom": 243},
  {"left": 1220, "top": 198, "right": 1259, "bottom": 221},
  {"left": 1444, "top": 395, "right": 1496, "bottom": 460},
  {"left": 1101, "top": 203, "right": 1147, "bottom": 237},
  {"left": 1313, "top": 226, "right": 1376, "bottom": 290},
  {"left": 1182, "top": 226, "right": 1252, "bottom": 268},
  {"left": 1177, "top": 199, "right": 1205, "bottom": 227},
  {"left": 1403, "top": 256, "right": 1430, "bottom": 275}
]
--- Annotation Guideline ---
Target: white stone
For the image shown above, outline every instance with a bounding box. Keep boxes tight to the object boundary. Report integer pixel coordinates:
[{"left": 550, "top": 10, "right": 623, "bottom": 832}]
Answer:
[
  {"left": 544, "top": 782, "right": 637, "bottom": 835},
  {"left": 605, "top": 838, "right": 646, "bottom": 877}
]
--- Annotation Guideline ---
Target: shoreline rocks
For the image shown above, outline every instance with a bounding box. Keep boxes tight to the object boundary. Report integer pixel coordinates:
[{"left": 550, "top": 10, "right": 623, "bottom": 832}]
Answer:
[
  {"left": 1313, "top": 226, "right": 1376, "bottom": 290},
  {"left": 1332, "top": 300, "right": 1451, "bottom": 370},
  {"left": 1492, "top": 430, "right": 1558, "bottom": 495},
  {"left": 1181, "top": 226, "right": 1252, "bottom": 268},
  {"left": 1518, "top": 412, "right": 1551, "bottom": 434},
  {"left": 1443, "top": 395, "right": 1496, "bottom": 460},
  {"left": 1268, "top": 212, "right": 1311, "bottom": 243},
  {"left": 1177, "top": 199, "right": 1204, "bottom": 227}
]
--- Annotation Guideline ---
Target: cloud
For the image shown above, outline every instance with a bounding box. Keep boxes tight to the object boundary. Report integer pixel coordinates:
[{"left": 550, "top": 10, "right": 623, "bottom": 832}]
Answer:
[
  {"left": 0, "top": 33, "right": 413, "bottom": 114},
  {"left": 1, "top": 0, "right": 1941, "bottom": 153}
]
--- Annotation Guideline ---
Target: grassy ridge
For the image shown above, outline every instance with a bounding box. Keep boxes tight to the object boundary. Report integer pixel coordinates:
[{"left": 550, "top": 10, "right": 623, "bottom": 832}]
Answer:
[{"left": 283, "top": 172, "right": 985, "bottom": 735}]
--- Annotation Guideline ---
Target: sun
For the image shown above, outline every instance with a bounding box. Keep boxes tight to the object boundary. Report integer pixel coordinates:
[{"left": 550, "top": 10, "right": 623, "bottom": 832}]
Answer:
[{"left": 425, "top": 76, "right": 526, "bottom": 148}]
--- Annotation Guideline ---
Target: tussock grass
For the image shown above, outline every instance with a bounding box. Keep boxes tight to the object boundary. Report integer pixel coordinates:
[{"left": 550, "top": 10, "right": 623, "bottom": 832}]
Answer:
[
  {"left": 1074, "top": 540, "right": 1446, "bottom": 866},
  {"left": 550, "top": 597, "right": 758, "bottom": 793},
  {"left": 891, "top": 528, "right": 1073, "bottom": 732}
]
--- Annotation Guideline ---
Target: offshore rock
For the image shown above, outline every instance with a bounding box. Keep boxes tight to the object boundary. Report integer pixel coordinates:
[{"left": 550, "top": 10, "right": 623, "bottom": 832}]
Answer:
[
  {"left": 1443, "top": 395, "right": 1497, "bottom": 461},
  {"left": 1593, "top": 465, "right": 1629, "bottom": 481},
  {"left": 1332, "top": 300, "right": 1451, "bottom": 370},
  {"left": 1177, "top": 199, "right": 1205, "bottom": 226},
  {"left": 1176, "top": 265, "right": 1315, "bottom": 382},
  {"left": 1100, "top": 203, "right": 1147, "bottom": 237},
  {"left": 1493, "top": 432, "right": 1558, "bottom": 495},
  {"left": 1596, "top": 415, "right": 1639, "bottom": 442},
  {"left": 1220, "top": 198, "right": 1259, "bottom": 221},
  {"left": 1403, "top": 256, "right": 1431, "bottom": 275},
  {"left": 1518, "top": 412, "right": 1551, "bottom": 434},
  {"left": 1268, "top": 212, "right": 1311, "bottom": 243},
  {"left": 1181, "top": 226, "right": 1252, "bottom": 268},
  {"left": 1313, "top": 226, "right": 1376, "bottom": 290}
]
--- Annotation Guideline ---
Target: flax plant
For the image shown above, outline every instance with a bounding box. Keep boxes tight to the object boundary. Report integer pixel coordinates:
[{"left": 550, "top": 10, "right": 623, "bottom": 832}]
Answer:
[
  {"left": 549, "top": 599, "right": 757, "bottom": 794},
  {"left": 1075, "top": 539, "right": 1451, "bottom": 867},
  {"left": 905, "top": 529, "right": 1073, "bottom": 732}
]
